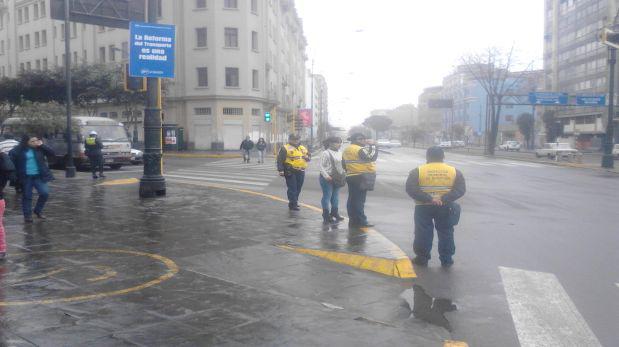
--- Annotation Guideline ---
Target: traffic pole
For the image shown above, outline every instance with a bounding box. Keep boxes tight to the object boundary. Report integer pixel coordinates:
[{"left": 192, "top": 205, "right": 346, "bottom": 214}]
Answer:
[
  {"left": 602, "top": 47, "right": 616, "bottom": 169},
  {"left": 64, "top": 0, "right": 76, "bottom": 178},
  {"left": 139, "top": 0, "right": 166, "bottom": 197}
]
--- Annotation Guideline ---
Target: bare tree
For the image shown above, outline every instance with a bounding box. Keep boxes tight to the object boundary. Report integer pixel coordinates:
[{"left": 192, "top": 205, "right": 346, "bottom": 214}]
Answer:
[{"left": 461, "top": 47, "right": 531, "bottom": 155}]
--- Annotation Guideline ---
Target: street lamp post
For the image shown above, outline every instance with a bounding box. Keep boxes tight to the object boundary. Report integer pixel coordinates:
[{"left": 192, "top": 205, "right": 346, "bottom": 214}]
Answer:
[
  {"left": 603, "top": 47, "right": 616, "bottom": 168},
  {"left": 139, "top": 0, "right": 166, "bottom": 197},
  {"left": 63, "top": 0, "right": 76, "bottom": 178}
]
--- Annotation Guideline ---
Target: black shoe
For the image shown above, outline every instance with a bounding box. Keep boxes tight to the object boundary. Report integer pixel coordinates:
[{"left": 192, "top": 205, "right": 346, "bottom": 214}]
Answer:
[
  {"left": 24, "top": 217, "right": 33, "bottom": 223},
  {"left": 441, "top": 262, "right": 453, "bottom": 268},
  {"left": 35, "top": 213, "right": 47, "bottom": 220},
  {"left": 289, "top": 205, "right": 300, "bottom": 211},
  {"left": 0, "top": 252, "right": 6, "bottom": 261},
  {"left": 322, "top": 209, "right": 335, "bottom": 224},
  {"left": 330, "top": 208, "right": 345, "bottom": 222},
  {"left": 92, "top": 175, "right": 98, "bottom": 179},
  {"left": 412, "top": 257, "right": 428, "bottom": 266}
]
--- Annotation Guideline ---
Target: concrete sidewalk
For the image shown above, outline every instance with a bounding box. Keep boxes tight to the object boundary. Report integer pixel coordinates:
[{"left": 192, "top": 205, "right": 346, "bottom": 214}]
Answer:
[{"left": 0, "top": 173, "right": 459, "bottom": 346}]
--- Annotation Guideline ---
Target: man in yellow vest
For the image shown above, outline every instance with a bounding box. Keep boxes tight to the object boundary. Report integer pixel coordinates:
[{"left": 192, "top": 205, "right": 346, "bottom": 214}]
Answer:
[
  {"left": 277, "top": 134, "right": 310, "bottom": 210},
  {"left": 85, "top": 130, "right": 105, "bottom": 179},
  {"left": 406, "top": 146, "right": 466, "bottom": 267},
  {"left": 342, "top": 133, "right": 378, "bottom": 227}
]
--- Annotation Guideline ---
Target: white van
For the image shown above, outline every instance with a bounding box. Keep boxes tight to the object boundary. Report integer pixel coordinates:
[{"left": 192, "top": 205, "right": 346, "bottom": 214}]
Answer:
[{"left": 1, "top": 117, "right": 132, "bottom": 169}]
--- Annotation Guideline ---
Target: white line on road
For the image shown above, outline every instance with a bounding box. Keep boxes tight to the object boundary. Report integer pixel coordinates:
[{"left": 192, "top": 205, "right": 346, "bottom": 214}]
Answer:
[
  {"left": 171, "top": 170, "right": 275, "bottom": 182},
  {"left": 499, "top": 266, "right": 602, "bottom": 347},
  {"left": 165, "top": 174, "right": 269, "bottom": 186}
]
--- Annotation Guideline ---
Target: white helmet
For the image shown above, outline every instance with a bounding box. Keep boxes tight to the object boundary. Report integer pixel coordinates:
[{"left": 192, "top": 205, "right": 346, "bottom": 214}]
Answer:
[{"left": 89, "top": 130, "right": 98, "bottom": 136}]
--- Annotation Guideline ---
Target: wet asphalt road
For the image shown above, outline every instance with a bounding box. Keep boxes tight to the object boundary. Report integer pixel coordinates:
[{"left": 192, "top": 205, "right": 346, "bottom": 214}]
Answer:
[{"left": 153, "top": 149, "right": 619, "bottom": 346}]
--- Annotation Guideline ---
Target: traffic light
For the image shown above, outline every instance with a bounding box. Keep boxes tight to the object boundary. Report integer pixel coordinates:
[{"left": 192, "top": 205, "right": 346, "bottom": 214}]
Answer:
[
  {"left": 600, "top": 28, "right": 619, "bottom": 49},
  {"left": 124, "top": 64, "right": 146, "bottom": 92},
  {"left": 264, "top": 111, "right": 271, "bottom": 122}
]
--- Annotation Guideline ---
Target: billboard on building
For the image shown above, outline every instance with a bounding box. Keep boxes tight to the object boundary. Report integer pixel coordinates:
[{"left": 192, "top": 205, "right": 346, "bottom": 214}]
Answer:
[{"left": 299, "top": 109, "right": 313, "bottom": 127}]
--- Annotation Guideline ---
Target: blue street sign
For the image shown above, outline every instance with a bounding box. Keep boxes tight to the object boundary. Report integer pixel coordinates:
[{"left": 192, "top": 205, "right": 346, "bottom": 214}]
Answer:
[
  {"left": 528, "top": 92, "right": 569, "bottom": 105},
  {"left": 576, "top": 95, "right": 606, "bottom": 106},
  {"left": 129, "top": 22, "right": 175, "bottom": 78}
]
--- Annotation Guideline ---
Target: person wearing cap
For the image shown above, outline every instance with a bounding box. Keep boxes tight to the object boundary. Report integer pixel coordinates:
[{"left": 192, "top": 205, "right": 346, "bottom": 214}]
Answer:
[
  {"left": 85, "top": 130, "right": 105, "bottom": 179},
  {"left": 277, "top": 134, "right": 310, "bottom": 211},
  {"left": 342, "top": 133, "right": 378, "bottom": 227},
  {"left": 406, "top": 146, "right": 466, "bottom": 267}
]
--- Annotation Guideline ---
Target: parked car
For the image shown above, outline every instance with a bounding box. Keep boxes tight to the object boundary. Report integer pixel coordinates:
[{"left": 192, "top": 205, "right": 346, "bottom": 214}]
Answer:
[
  {"left": 452, "top": 140, "right": 465, "bottom": 148},
  {"left": 377, "top": 139, "right": 392, "bottom": 148},
  {"left": 535, "top": 143, "right": 579, "bottom": 158},
  {"left": 130, "top": 148, "right": 144, "bottom": 165},
  {"left": 389, "top": 139, "right": 402, "bottom": 148},
  {"left": 438, "top": 141, "right": 452, "bottom": 149},
  {"left": 613, "top": 144, "right": 619, "bottom": 159},
  {"left": 499, "top": 141, "right": 522, "bottom": 151}
]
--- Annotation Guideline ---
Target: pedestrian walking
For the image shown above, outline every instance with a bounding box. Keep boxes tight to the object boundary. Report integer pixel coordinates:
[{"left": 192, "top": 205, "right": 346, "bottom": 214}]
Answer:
[
  {"left": 256, "top": 138, "right": 267, "bottom": 164},
  {"left": 277, "top": 134, "right": 310, "bottom": 211},
  {"left": 0, "top": 151, "right": 15, "bottom": 261},
  {"left": 342, "top": 133, "right": 378, "bottom": 227},
  {"left": 9, "top": 135, "right": 55, "bottom": 223},
  {"left": 240, "top": 136, "right": 255, "bottom": 163},
  {"left": 405, "top": 146, "right": 466, "bottom": 267},
  {"left": 319, "top": 136, "right": 346, "bottom": 223},
  {"left": 85, "top": 130, "right": 105, "bottom": 179}
]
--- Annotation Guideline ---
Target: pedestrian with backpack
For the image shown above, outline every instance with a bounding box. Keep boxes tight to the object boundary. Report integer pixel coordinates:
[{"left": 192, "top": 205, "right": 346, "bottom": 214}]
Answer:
[
  {"left": 319, "top": 136, "right": 346, "bottom": 223},
  {"left": 256, "top": 138, "right": 267, "bottom": 164},
  {"left": 240, "top": 136, "right": 254, "bottom": 163}
]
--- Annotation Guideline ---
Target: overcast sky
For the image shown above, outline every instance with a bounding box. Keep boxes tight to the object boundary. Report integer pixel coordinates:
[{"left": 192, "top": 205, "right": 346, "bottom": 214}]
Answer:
[{"left": 295, "top": 0, "right": 544, "bottom": 128}]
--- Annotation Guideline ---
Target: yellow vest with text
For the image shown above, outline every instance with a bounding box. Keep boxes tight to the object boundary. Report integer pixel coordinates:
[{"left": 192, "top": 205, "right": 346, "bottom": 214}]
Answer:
[
  {"left": 416, "top": 162, "right": 457, "bottom": 205},
  {"left": 284, "top": 144, "right": 309, "bottom": 170},
  {"left": 343, "top": 144, "right": 376, "bottom": 176},
  {"left": 86, "top": 137, "right": 97, "bottom": 146}
]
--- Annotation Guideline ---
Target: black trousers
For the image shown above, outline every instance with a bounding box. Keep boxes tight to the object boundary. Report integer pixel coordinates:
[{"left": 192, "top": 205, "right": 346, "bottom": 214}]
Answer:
[
  {"left": 413, "top": 205, "right": 455, "bottom": 264},
  {"left": 284, "top": 170, "right": 305, "bottom": 207},
  {"left": 89, "top": 155, "right": 104, "bottom": 176}
]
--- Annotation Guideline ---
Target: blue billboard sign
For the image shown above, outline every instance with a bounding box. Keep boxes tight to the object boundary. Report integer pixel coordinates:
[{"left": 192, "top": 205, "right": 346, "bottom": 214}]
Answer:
[
  {"left": 528, "top": 92, "right": 569, "bottom": 105},
  {"left": 575, "top": 95, "right": 606, "bottom": 106},
  {"left": 129, "top": 22, "right": 175, "bottom": 78}
]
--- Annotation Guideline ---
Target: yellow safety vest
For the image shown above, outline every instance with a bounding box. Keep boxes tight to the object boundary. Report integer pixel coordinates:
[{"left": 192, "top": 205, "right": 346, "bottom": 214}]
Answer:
[
  {"left": 416, "top": 162, "right": 457, "bottom": 204},
  {"left": 86, "top": 137, "right": 96, "bottom": 146},
  {"left": 284, "top": 144, "right": 309, "bottom": 170},
  {"left": 343, "top": 144, "right": 376, "bottom": 176}
]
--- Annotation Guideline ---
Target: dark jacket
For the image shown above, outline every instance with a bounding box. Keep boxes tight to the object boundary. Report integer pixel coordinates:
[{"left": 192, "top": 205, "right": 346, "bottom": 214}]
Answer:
[
  {"left": 85, "top": 136, "right": 104, "bottom": 157},
  {"left": 405, "top": 165, "right": 466, "bottom": 204},
  {"left": 240, "top": 140, "right": 254, "bottom": 150},
  {"left": 0, "top": 152, "right": 16, "bottom": 199},
  {"left": 256, "top": 141, "right": 267, "bottom": 151},
  {"left": 9, "top": 144, "right": 56, "bottom": 183}
]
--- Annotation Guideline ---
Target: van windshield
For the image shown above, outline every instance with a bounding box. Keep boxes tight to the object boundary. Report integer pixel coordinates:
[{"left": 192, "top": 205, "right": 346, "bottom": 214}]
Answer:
[{"left": 82, "top": 125, "right": 129, "bottom": 142}]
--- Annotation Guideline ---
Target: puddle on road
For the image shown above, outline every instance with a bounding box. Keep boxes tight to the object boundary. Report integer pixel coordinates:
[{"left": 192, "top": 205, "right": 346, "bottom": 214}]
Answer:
[{"left": 401, "top": 285, "right": 457, "bottom": 331}]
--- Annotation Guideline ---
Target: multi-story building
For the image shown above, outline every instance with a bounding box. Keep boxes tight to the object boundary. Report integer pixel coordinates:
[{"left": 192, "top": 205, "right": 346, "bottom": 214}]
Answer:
[
  {"left": 0, "top": 0, "right": 307, "bottom": 150},
  {"left": 417, "top": 86, "right": 444, "bottom": 143},
  {"left": 544, "top": 0, "right": 619, "bottom": 148},
  {"left": 305, "top": 72, "right": 327, "bottom": 143}
]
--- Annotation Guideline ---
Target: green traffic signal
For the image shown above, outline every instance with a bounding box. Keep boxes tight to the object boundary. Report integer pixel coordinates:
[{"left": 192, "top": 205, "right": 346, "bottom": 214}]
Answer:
[{"left": 264, "top": 112, "right": 271, "bottom": 122}]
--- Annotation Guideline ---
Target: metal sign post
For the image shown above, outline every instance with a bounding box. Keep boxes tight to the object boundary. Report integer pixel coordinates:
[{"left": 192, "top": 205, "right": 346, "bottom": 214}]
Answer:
[{"left": 64, "top": 0, "right": 76, "bottom": 178}]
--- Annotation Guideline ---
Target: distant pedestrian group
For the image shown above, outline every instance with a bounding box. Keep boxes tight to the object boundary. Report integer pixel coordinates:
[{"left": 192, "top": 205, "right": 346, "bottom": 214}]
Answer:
[{"left": 240, "top": 137, "right": 268, "bottom": 164}]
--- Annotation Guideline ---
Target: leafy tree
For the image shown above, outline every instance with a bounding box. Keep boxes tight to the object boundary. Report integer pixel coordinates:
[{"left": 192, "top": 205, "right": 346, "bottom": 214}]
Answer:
[
  {"left": 405, "top": 126, "right": 426, "bottom": 147},
  {"left": 363, "top": 115, "right": 393, "bottom": 138},
  {"left": 348, "top": 125, "right": 371, "bottom": 138},
  {"left": 0, "top": 78, "right": 25, "bottom": 121},
  {"left": 542, "top": 110, "right": 559, "bottom": 142},
  {"left": 517, "top": 113, "right": 534, "bottom": 149},
  {"left": 10, "top": 101, "right": 77, "bottom": 138},
  {"left": 451, "top": 124, "right": 465, "bottom": 140}
]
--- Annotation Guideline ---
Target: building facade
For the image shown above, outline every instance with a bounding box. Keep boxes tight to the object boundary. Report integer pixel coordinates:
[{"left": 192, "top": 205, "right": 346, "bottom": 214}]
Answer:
[
  {"left": 304, "top": 72, "right": 327, "bottom": 144},
  {"left": 0, "top": 0, "right": 307, "bottom": 150},
  {"left": 544, "top": 0, "right": 619, "bottom": 148},
  {"left": 417, "top": 86, "right": 444, "bottom": 144}
]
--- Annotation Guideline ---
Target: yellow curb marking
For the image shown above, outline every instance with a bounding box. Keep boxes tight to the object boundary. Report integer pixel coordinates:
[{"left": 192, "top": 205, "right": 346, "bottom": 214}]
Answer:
[
  {"left": 0, "top": 249, "right": 179, "bottom": 307},
  {"left": 444, "top": 341, "right": 469, "bottom": 347},
  {"left": 96, "top": 178, "right": 140, "bottom": 186},
  {"left": 278, "top": 245, "right": 415, "bottom": 279},
  {"left": 172, "top": 178, "right": 417, "bottom": 279},
  {"left": 86, "top": 265, "right": 118, "bottom": 282},
  {"left": 8, "top": 268, "right": 66, "bottom": 285}
]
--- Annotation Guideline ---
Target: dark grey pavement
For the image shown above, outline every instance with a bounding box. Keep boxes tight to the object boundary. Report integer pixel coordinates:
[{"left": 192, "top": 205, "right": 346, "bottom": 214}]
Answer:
[{"left": 0, "top": 168, "right": 450, "bottom": 346}]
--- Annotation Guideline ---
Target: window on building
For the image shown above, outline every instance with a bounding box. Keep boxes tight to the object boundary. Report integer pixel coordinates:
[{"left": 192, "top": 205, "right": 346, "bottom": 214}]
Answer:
[
  {"left": 83, "top": 50, "right": 87, "bottom": 63},
  {"left": 195, "top": 107, "right": 212, "bottom": 115},
  {"left": 252, "top": 69, "right": 259, "bottom": 89},
  {"left": 223, "top": 107, "right": 243, "bottom": 115},
  {"left": 26, "top": 62, "right": 31, "bottom": 71},
  {"left": 224, "top": 0, "right": 238, "bottom": 9},
  {"left": 25, "top": 34, "right": 30, "bottom": 50},
  {"left": 196, "top": 27, "right": 207, "bottom": 47},
  {"left": 100, "top": 112, "right": 108, "bottom": 118},
  {"left": 34, "top": 3, "right": 39, "bottom": 19},
  {"left": 252, "top": 108, "right": 260, "bottom": 116},
  {"left": 40, "top": 1, "right": 47, "bottom": 17},
  {"left": 42, "top": 58, "right": 48, "bottom": 70},
  {"left": 251, "top": 0, "right": 258, "bottom": 13},
  {"left": 98, "top": 25, "right": 105, "bottom": 32},
  {"left": 197, "top": 67, "right": 208, "bottom": 87},
  {"left": 72, "top": 22, "right": 77, "bottom": 38},
  {"left": 20, "top": 63, "right": 25, "bottom": 72},
  {"left": 157, "top": 0, "right": 163, "bottom": 17},
  {"left": 122, "top": 42, "right": 129, "bottom": 59},
  {"left": 41, "top": 30, "right": 47, "bottom": 46},
  {"left": 61, "top": 23, "right": 65, "bottom": 40},
  {"left": 0, "top": 41, "right": 4, "bottom": 55},
  {"left": 252, "top": 31, "right": 258, "bottom": 51},
  {"left": 110, "top": 112, "right": 118, "bottom": 119},
  {"left": 99, "top": 46, "right": 106, "bottom": 63},
  {"left": 73, "top": 51, "right": 78, "bottom": 64},
  {"left": 225, "top": 67, "right": 239, "bottom": 87},
  {"left": 35, "top": 32, "right": 40, "bottom": 47},
  {"left": 224, "top": 28, "right": 238, "bottom": 47},
  {"left": 24, "top": 7, "right": 29, "bottom": 23},
  {"left": 36, "top": 60, "right": 41, "bottom": 70},
  {"left": 196, "top": 0, "right": 207, "bottom": 9},
  {"left": 109, "top": 45, "right": 116, "bottom": 61},
  {"left": 18, "top": 9, "right": 23, "bottom": 24}
]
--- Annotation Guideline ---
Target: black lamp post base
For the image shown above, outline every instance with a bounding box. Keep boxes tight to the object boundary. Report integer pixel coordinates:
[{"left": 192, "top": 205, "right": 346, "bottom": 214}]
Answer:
[
  {"left": 65, "top": 165, "right": 76, "bottom": 178},
  {"left": 602, "top": 154, "right": 615, "bottom": 169},
  {"left": 139, "top": 177, "right": 166, "bottom": 198}
]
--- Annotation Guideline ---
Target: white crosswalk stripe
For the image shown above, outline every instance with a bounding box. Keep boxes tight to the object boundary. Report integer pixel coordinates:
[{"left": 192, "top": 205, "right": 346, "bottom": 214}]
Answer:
[
  {"left": 499, "top": 266, "right": 602, "bottom": 347},
  {"left": 164, "top": 158, "right": 278, "bottom": 191}
]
